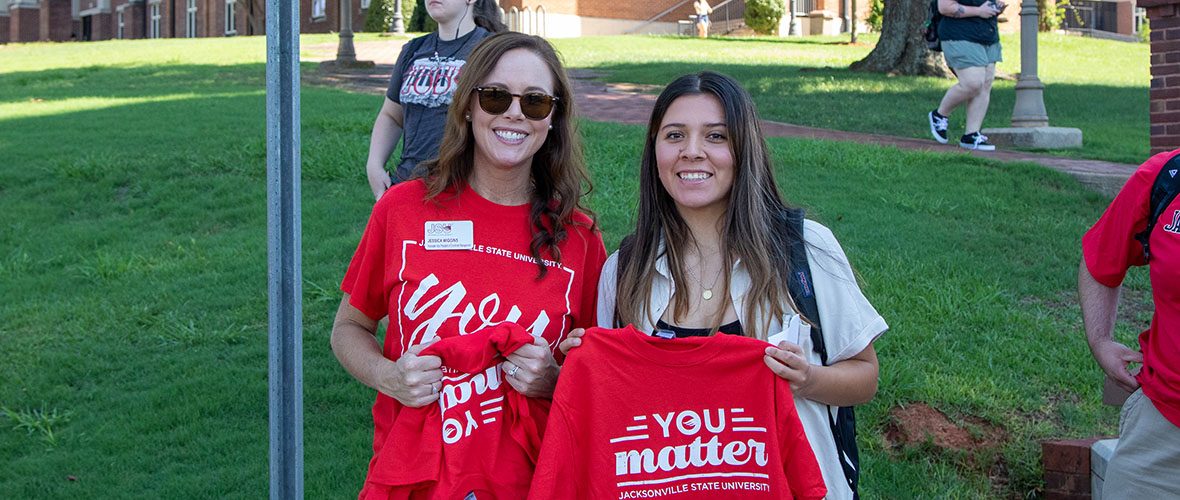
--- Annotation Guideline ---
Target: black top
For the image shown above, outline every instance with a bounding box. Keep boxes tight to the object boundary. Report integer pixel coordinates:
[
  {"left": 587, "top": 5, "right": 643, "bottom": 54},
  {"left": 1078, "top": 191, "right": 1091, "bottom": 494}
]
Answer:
[
  {"left": 938, "top": 0, "right": 1000, "bottom": 45},
  {"left": 654, "top": 319, "right": 744, "bottom": 338}
]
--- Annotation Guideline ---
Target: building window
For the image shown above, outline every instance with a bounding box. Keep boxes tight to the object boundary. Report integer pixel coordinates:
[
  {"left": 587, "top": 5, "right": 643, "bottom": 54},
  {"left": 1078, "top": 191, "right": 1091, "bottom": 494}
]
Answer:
[
  {"left": 118, "top": 10, "right": 125, "bottom": 39},
  {"left": 312, "top": 0, "right": 325, "bottom": 19},
  {"left": 361, "top": 0, "right": 370, "bottom": 9},
  {"left": 187, "top": 0, "right": 197, "bottom": 38},
  {"left": 150, "top": 3, "right": 161, "bottom": 39},
  {"left": 225, "top": 0, "right": 237, "bottom": 35}
]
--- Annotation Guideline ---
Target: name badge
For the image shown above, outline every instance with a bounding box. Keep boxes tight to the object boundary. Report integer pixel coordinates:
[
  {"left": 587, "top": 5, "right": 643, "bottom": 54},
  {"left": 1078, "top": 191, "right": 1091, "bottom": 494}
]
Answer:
[{"left": 423, "top": 221, "right": 474, "bottom": 250}]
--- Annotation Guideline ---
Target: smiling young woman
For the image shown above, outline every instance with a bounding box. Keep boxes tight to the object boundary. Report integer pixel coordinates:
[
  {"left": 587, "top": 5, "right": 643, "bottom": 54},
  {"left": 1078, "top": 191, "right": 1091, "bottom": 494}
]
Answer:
[{"left": 332, "top": 32, "right": 605, "bottom": 500}]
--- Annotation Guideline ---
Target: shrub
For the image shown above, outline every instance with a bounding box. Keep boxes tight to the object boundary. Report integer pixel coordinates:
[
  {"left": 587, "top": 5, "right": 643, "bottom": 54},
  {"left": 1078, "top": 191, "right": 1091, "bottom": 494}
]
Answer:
[
  {"left": 745, "top": 0, "right": 787, "bottom": 35},
  {"left": 364, "top": 0, "right": 419, "bottom": 32},
  {"left": 1038, "top": 0, "right": 1078, "bottom": 32},
  {"left": 410, "top": 0, "right": 439, "bottom": 32},
  {"left": 867, "top": 0, "right": 884, "bottom": 32}
]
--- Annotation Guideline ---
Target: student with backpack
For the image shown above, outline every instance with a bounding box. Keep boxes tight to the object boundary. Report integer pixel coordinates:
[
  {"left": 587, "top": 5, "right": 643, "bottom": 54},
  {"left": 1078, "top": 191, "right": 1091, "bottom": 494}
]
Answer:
[
  {"left": 926, "top": 0, "right": 1005, "bottom": 151},
  {"left": 363, "top": 0, "right": 506, "bottom": 200},
  {"left": 562, "top": 71, "right": 888, "bottom": 500},
  {"left": 1080, "top": 149, "right": 1180, "bottom": 499}
]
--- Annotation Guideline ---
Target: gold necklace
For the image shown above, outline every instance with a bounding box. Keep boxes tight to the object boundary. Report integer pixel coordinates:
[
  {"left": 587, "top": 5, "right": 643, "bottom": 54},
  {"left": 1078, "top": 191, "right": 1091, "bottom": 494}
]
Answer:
[{"left": 684, "top": 256, "right": 723, "bottom": 301}]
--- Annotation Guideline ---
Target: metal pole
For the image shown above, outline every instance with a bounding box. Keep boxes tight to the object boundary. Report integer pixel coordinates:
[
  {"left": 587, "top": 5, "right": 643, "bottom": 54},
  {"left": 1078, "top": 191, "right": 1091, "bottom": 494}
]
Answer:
[
  {"left": 336, "top": 0, "right": 357, "bottom": 63},
  {"left": 266, "top": 0, "right": 303, "bottom": 496},
  {"left": 391, "top": 0, "right": 405, "bottom": 34},
  {"left": 1011, "top": 0, "right": 1049, "bottom": 127}
]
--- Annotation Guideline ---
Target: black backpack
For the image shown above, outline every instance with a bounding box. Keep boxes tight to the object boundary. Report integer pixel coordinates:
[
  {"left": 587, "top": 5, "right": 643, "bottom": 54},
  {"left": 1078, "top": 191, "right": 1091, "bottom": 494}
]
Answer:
[
  {"left": 780, "top": 209, "right": 862, "bottom": 499},
  {"left": 615, "top": 208, "right": 863, "bottom": 498},
  {"left": 925, "top": 0, "right": 942, "bottom": 52},
  {"left": 1134, "top": 153, "right": 1180, "bottom": 262}
]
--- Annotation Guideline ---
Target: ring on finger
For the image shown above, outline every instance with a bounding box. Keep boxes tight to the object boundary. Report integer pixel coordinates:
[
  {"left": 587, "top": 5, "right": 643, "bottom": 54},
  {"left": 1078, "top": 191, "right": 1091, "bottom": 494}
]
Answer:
[
  {"left": 507, "top": 364, "right": 520, "bottom": 377},
  {"left": 431, "top": 382, "right": 439, "bottom": 394}
]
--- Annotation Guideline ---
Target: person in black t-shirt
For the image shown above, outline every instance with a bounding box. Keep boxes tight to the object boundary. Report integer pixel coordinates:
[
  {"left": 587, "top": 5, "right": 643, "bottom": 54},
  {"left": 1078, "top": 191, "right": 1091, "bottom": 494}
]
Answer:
[
  {"left": 926, "top": 0, "right": 1005, "bottom": 151},
  {"left": 363, "top": 0, "right": 505, "bottom": 200}
]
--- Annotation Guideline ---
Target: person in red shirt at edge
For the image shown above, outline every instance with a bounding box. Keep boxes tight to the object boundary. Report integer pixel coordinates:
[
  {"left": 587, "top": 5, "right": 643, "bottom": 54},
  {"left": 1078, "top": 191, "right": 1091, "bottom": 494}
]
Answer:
[
  {"left": 559, "top": 71, "right": 887, "bottom": 499},
  {"left": 331, "top": 32, "right": 606, "bottom": 500},
  {"left": 1080, "top": 150, "right": 1180, "bottom": 499}
]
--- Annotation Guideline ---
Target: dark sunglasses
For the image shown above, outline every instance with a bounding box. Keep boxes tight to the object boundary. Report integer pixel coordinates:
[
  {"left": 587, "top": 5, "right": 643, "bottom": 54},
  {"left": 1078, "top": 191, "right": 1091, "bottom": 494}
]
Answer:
[{"left": 474, "top": 87, "right": 558, "bottom": 121}]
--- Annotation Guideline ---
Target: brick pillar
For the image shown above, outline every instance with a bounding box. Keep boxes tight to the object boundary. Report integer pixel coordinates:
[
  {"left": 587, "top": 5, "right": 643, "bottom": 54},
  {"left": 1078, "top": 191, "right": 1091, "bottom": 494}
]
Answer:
[
  {"left": 0, "top": 14, "right": 9, "bottom": 43},
  {"left": 1141, "top": 0, "right": 1180, "bottom": 155},
  {"left": 39, "top": 0, "right": 74, "bottom": 41}
]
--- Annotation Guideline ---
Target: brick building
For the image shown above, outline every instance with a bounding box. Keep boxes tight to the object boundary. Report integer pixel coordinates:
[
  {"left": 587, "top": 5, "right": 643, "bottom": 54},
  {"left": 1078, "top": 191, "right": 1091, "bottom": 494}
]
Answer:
[
  {"left": 1, "top": 0, "right": 367, "bottom": 43},
  {"left": 498, "top": 0, "right": 874, "bottom": 37}
]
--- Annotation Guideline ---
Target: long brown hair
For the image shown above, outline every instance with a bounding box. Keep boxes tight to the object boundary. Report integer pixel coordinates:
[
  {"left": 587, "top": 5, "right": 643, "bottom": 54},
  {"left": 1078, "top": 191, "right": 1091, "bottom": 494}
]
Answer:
[
  {"left": 419, "top": 31, "right": 594, "bottom": 278},
  {"left": 614, "top": 71, "right": 802, "bottom": 340},
  {"left": 472, "top": 0, "right": 508, "bottom": 33}
]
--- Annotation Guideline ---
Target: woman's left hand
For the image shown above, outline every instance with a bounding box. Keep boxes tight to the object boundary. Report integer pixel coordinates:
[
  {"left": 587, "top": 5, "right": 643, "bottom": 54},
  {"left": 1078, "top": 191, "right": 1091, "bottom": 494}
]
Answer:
[
  {"left": 501, "top": 336, "right": 560, "bottom": 399},
  {"left": 764, "top": 341, "right": 815, "bottom": 397}
]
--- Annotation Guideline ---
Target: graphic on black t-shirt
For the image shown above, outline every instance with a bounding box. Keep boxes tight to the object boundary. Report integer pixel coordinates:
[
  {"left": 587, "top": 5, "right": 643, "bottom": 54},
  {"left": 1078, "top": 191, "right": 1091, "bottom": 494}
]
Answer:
[{"left": 400, "top": 56, "right": 466, "bottom": 108}]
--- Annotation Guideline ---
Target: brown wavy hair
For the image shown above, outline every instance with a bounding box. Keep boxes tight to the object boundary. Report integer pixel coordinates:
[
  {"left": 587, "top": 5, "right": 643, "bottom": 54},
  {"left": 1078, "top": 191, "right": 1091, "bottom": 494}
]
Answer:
[
  {"left": 614, "top": 71, "right": 803, "bottom": 340},
  {"left": 419, "top": 31, "right": 594, "bottom": 279}
]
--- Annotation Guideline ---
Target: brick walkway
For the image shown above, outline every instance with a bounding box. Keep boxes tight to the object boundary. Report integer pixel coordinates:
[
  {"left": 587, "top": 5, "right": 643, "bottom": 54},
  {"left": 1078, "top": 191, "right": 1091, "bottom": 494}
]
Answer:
[{"left": 304, "top": 39, "right": 1137, "bottom": 196}]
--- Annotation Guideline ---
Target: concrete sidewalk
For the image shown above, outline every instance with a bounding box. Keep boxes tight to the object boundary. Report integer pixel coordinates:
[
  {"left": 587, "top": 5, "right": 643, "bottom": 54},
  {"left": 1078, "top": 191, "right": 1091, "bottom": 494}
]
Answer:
[{"left": 305, "top": 39, "right": 1137, "bottom": 196}]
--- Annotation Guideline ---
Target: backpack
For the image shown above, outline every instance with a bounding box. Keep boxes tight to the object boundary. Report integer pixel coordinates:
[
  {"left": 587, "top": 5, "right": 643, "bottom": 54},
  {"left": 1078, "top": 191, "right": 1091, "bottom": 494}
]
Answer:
[
  {"left": 1134, "top": 153, "right": 1180, "bottom": 262},
  {"left": 614, "top": 208, "right": 863, "bottom": 498},
  {"left": 925, "top": 0, "right": 942, "bottom": 52},
  {"left": 780, "top": 209, "right": 862, "bottom": 499}
]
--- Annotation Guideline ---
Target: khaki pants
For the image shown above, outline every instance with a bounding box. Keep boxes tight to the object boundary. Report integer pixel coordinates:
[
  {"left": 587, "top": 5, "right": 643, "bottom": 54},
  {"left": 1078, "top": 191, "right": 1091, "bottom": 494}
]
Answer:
[{"left": 1102, "top": 389, "right": 1180, "bottom": 498}]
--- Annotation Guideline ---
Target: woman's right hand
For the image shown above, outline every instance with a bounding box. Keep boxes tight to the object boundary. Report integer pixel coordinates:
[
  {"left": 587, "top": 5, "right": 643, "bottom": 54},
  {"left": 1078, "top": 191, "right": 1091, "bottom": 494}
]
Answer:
[
  {"left": 378, "top": 340, "right": 444, "bottom": 408},
  {"left": 558, "top": 328, "right": 587, "bottom": 356},
  {"left": 976, "top": 3, "right": 1002, "bottom": 18},
  {"left": 367, "top": 164, "right": 392, "bottom": 201}
]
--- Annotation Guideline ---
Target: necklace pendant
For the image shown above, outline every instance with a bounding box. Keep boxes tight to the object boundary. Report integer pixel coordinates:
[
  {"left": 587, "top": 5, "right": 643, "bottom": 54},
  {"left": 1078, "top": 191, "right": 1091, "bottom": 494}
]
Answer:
[{"left": 702, "top": 289, "right": 713, "bottom": 300}]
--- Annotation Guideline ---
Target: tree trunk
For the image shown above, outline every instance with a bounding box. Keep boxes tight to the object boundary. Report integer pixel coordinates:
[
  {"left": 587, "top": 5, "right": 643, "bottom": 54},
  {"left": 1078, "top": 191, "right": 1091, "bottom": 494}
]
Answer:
[{"left": 850, "top": 0, "right": 953, "bottom": 77}]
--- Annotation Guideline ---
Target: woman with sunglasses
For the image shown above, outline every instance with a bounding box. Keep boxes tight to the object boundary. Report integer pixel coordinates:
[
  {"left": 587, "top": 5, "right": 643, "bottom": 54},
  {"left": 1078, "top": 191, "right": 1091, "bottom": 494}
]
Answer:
[
  {"left": 333, "top": 32, "right": 606, "bottom": 499},
  {"left": 363, "top": 0, "right": 506, "bottom": 200},
  {"left": 564, "top": 71, "right": 887, "bottom": 500}
]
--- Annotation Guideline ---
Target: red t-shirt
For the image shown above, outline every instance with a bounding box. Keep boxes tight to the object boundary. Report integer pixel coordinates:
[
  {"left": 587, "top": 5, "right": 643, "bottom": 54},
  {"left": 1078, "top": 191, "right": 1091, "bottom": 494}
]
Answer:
[
  {"left": 366, "top": 323, "right": 551, "bottom": 499},
  {"left": 528, "top": 326, "right": 827, "bottom": 500},
  {"left": 1083, "top": 149, "right": 1180, "bottom": 427},
  {"left": 341, "top": 179, "right": 607, "bottom": 498}
]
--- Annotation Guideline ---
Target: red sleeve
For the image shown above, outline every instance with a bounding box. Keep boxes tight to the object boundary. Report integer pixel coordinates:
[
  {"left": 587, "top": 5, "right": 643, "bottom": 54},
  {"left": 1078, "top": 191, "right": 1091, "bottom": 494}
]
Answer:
[
  {"left": 341, "top": 197, "right": 393, "bottom": 321},
  {"left": 1082, "top": 151, "right": 1171, "bottom": 287},
  {"left": 576, "top": 226, "right": 607, "bottom": 330},
  {"left": 776, "top": 379, "right": 826, "bottom": 500}
]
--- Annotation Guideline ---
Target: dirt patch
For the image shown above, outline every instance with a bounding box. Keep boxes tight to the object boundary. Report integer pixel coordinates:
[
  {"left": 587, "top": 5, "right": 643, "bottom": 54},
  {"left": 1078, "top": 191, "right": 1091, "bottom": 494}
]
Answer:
[
  {"left": 886, "top": 402, "right": 1013, "bottom": 495},
  {"left": 885, "top": 402, "right": 1005, "bottom": 453}
]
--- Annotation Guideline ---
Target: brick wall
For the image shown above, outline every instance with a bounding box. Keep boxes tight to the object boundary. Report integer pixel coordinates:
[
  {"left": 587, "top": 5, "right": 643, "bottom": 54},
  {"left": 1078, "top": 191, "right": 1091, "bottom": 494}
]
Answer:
[
  {"left": 1142, "top": 0, "right": 1180, "bottom": 155},
  {"left": 1042, "top": 438, "right": 1102, "bottom": 500},
  {"left": 0, "top": 15, "right": 9, "bottom": 43},
  {"left": 39, "top": 0, "right": 73, "bottom": 41}
]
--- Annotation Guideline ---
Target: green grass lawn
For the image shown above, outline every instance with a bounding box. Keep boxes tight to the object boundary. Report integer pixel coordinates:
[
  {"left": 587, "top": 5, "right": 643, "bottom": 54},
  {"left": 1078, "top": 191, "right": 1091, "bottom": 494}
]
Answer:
[
  {"left": 0, "top": 35, "right": 1152, "bottom": 499},
  {"left": 553, "top": 32, "right": 1150, "bottom": 165}
]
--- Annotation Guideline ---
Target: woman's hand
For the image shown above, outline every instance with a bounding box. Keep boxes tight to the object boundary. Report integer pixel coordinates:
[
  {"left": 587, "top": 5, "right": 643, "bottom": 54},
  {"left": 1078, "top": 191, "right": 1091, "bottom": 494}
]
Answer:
[
  {"left": 377, "top": 340, "right": 443, "bottom": 408},
  {"left": 558, "top": 328, "right": 587, "bottom": 356},
  {"left": 764, "top": 341, "right": 816, "bottom": 397},
  {"left": 502, "top": 336, "right": 561, "bottom": 399},
  {"left": 975, "top": 2, "right": 1002, "bottom": 18}
]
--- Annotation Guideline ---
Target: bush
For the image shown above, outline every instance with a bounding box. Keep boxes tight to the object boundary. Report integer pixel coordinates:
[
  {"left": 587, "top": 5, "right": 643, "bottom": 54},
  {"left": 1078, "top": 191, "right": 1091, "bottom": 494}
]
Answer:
[
  {"left": 410, "top": 0, "right": 439, "bottom": 32},
  {"left": 363, "top": 0, "right": 419, "bottom": 33},
  {"left": 867, "top": 0, "right": 884, "bottom": 32},
  {"left": 1037, "top": 0, "right": 1078, "bottom": 32},
  {"left": 745, "top": 0, "right": 786, "bottom": 35},
  {"left": 364, "top": 0, "right": 393, "bottom": 32}
]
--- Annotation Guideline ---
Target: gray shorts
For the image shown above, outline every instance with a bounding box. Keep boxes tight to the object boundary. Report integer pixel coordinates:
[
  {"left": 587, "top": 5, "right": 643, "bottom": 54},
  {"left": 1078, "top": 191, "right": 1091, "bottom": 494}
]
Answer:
[
  {"left": 1102, "top": 389, "right": 1180, "bottom": 498},
  {"left": 942, "top": 40, "right": 1002, "bottom": 69}
]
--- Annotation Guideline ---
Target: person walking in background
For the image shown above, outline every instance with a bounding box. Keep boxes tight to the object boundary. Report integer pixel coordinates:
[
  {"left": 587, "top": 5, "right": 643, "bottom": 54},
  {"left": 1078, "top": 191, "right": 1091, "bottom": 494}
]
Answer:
[
  {"left": 364, "top": 0, "right": 506, "bottom": 200},
  {"left": 927, "top": 0, "right": 1005, "bottom": 151},
  {"left": 333, "top": 32, "right": 606, "bottom": 499},
  {"left": 694, "top": 0, "right": 713, "bottom": 38},
  {"left": 1079, "top": 150, "right": 1180, "bottom": 499}
]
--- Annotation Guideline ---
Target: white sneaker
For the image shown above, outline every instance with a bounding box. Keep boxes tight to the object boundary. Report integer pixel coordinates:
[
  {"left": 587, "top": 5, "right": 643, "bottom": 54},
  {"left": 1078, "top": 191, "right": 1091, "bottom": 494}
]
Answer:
[{"left": 959, "top": 132, "right": 995, "bottom": 151}]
